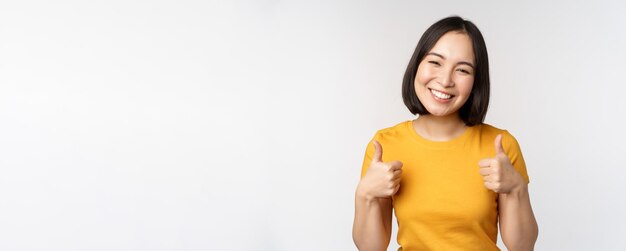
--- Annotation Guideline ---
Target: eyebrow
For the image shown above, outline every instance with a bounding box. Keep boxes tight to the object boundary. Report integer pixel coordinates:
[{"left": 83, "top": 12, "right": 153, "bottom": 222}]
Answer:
[{"left": 426, "top": 52, "right": 475, "bottom": 69}]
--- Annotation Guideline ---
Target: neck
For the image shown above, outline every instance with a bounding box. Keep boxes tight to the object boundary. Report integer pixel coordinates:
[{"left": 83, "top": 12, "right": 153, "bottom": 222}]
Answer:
[{"left": 413, "top": 113, "right": 467, "bottom": 141}]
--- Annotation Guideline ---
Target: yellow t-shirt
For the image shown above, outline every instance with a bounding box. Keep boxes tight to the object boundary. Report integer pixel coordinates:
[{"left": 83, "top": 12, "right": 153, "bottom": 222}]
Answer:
[{"left": 360, "top": 120, "right": 529, "bottom": 251}]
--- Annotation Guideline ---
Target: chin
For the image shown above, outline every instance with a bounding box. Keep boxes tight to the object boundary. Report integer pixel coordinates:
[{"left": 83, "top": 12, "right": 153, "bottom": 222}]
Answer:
[
  {"left": 425, "top": 107, "right": 457, "bottom": 117},
  {"left": 425, "top": 110, "right": 449, "bottom": 117}
]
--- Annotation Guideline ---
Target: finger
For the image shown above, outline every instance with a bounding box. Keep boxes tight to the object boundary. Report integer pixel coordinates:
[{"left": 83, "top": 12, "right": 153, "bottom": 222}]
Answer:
[
  {"left": 371, "top": 140, "right": 383, "bottom": 163},
  {"left": 388, "top": 160, "right": 403, "bottom": 171},
  {"left": 494, "top": 134, "right": 505, "bottom": 155},
  {"left": 391, "top": 176, "right": 402, "bottom": 186},
  {"left": 392, "top": 183, "right": 400, "bottom": 195},
  {"left": 484, "top": 175, "right": 499, "bottom": 183},
  {"left": 392, "top": 169, "right": 402, "bottom": 179},
  {"left": 484, "top": 181, "right": 497, "bottom": 191},
  {"left": 479, "top": 167, "right": 494, "bottom": 176},
  {"left": 478, "top": 158, "right": 493, "bottom": 167}
]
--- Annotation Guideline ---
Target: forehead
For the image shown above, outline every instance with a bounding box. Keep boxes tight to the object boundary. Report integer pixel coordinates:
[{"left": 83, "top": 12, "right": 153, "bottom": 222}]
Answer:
[{"left": 428, "top": 31, "right": 475, "bottom": 63}]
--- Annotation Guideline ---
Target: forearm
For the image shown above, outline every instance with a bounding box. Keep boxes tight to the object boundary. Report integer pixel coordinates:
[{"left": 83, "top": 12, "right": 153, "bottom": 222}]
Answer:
[
  {"left": 498, "top": 184, "right": 539, "bottom": 251},
  {"left": 352, "top": 187, "right": 390, "bottom": 251}
]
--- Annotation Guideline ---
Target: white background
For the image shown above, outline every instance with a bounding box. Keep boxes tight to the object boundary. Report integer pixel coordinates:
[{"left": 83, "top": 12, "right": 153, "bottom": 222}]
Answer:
[{"left": 1, "top": 0, "right": 625, "bottom": 250}]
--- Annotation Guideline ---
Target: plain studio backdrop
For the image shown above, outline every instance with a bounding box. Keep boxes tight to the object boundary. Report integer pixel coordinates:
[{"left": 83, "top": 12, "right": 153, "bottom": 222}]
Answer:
[{"left": 1, "top": 0, "right": 625, "bottom": 250}]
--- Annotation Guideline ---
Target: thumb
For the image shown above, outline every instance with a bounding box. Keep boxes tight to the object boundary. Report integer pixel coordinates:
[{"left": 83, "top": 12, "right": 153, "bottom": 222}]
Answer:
[
  {"left": 371, "top": 140, "right": 383, "bottom": 163},
  {"left": 494, "top": 134, "right": 505, "bottom": 155}
]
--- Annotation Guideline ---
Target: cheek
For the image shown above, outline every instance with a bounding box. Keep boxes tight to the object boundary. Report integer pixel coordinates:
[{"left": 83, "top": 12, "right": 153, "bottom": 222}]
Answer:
[
  {"left": 415, "top": 66, "right": 435, "bottom": 86},
  {"left": 457, "top": 76, "right": 474, "bottom": 96}
]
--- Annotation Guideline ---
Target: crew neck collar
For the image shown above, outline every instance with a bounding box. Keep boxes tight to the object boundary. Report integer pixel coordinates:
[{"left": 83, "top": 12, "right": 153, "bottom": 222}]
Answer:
[{"left": 405, "top": 120, "right": 476, "bottom": 149}]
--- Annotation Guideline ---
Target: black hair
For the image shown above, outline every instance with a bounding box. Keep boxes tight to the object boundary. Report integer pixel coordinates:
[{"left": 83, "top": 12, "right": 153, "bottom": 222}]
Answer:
[{"left": 402, "top": 16, "right": 490, "bottom": 126}]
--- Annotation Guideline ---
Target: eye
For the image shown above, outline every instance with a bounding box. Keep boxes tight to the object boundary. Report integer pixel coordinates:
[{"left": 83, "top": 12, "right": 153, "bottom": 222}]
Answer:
[
  {"left": 428, "top": 61, "right": 441, "bottom": 66},
  {"left": 457, "top": 69, "right": 471, "bottom": 74}
]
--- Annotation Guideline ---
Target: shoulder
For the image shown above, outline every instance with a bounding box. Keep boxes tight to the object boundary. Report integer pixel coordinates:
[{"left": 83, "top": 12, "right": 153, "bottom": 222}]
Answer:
[
  {"left": 371, "top": 120, "right": 411, "bottom": 140},
  {"left": 361, "top": 120, "right": 412, "bottom": 166},
  {"left": 475, "top": 123, "right": 505, "bottom": 135},
  {"left": 475, "top": 123, "right": 523, "bottom": 153},
  {"left": 475, "top": 123, "right": 517, "bottom": 139}
]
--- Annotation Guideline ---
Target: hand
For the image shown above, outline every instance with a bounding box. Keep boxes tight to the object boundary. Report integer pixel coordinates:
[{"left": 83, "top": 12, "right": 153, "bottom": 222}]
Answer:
[
  {"left": 358, "top": 140, "right": 403, "bottom": 200},
  {"left": 478, "top": 134, "right": 524, "bottom": 194}
]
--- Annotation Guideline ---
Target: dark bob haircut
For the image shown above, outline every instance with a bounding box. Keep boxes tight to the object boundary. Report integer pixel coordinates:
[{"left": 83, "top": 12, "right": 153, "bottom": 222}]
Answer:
[{"left": 402, "top": 16, "right": 490, "bottom": 126}]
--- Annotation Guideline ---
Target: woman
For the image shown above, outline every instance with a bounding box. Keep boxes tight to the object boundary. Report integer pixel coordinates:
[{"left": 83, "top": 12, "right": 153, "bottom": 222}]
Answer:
[{"left": 352, "top": 16, "right": 539, "bottom": 251}]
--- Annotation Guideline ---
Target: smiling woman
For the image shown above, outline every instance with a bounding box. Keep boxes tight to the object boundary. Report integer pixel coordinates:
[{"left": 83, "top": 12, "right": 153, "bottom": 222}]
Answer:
[
  {"left": 352, "top": 16, "right": 538, "bottom": 251},
  {"left": 403, "top": 17, "right": 490, "bottom": 128},
  {"left": 414, "top": 32, "right": 476, "bottom": 118}
]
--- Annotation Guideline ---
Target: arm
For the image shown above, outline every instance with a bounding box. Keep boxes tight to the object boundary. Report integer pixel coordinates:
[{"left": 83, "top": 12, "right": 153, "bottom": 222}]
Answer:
[
  {"left": 352, "top": 185, "right": 393, "bottom": 251},
  {"left": 498, "top": 184, "right": 539, "bottom": 251},
  {"left": 479, "top": 133, "right": 538, "bottom": 250},
  {"left": 353, "top": 139, "right": 401, "bottom": 251}
]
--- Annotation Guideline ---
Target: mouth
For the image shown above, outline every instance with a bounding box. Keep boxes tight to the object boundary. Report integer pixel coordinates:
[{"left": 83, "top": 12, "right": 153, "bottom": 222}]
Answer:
[{"left": 429, "top": 88, "right": 455, "bottom": 101}]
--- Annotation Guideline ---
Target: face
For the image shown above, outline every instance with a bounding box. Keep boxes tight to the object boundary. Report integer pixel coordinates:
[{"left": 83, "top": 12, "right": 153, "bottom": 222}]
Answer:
[{"left": 414, "top": 31, "right": 475, "bottom": 117}]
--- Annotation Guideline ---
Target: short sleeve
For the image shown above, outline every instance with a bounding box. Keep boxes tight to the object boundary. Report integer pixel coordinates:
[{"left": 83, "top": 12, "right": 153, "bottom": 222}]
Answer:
[
  {"left": 360, "top": 133, "right": 380, "bottom": 179},
  {"left": 502, "top": 130, "right": 530, "bottom": 184}
]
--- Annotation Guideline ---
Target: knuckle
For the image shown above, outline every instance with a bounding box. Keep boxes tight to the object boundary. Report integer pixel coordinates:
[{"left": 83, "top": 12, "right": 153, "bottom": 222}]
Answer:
[{"left": 385, "top": 164, "right": 394, "bottom": 171}]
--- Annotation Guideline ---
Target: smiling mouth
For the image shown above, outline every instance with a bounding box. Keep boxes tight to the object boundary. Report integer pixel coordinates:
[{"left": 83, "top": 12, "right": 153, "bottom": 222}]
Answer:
[{"left": 429, "top": 88, "right": 455, "bottom": 100}]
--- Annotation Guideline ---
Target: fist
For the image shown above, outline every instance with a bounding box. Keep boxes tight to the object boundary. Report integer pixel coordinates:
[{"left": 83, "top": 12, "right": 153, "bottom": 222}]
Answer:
[
  {"left": 359, "top": 140, "right": 403, "bottom": 199},
  {"left": 478, "top": 134, "right": 524, "bottom": 194}
]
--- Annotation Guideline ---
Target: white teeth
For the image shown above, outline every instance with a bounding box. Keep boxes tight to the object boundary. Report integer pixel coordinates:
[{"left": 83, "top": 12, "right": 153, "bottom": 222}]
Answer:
[{"left": 430, "top": 89, "right": 452, "bottom": 99}]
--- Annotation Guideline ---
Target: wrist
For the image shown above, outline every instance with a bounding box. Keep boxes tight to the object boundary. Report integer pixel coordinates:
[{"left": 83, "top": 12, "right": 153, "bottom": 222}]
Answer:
[
  {"left": 356, "top": 183, "right": 376, "bottom": 202},
  {"left": 506, "top": 181, "right": 528, "bottom": 197}
]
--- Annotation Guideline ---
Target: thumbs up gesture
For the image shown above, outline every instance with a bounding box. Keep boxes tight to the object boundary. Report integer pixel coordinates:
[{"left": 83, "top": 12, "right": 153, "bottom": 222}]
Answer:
[
  {"left": 478, "top": 134, "right": 524, "bottom": 194},
  {"left": 358, "top": 140, "right": 404, "bottom": 200}
]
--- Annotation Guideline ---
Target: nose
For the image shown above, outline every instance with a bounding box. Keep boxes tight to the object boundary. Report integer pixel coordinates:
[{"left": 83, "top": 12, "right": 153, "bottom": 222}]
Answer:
[{"left": 438, "top": 67, "right": 455, "bottom": 87}]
